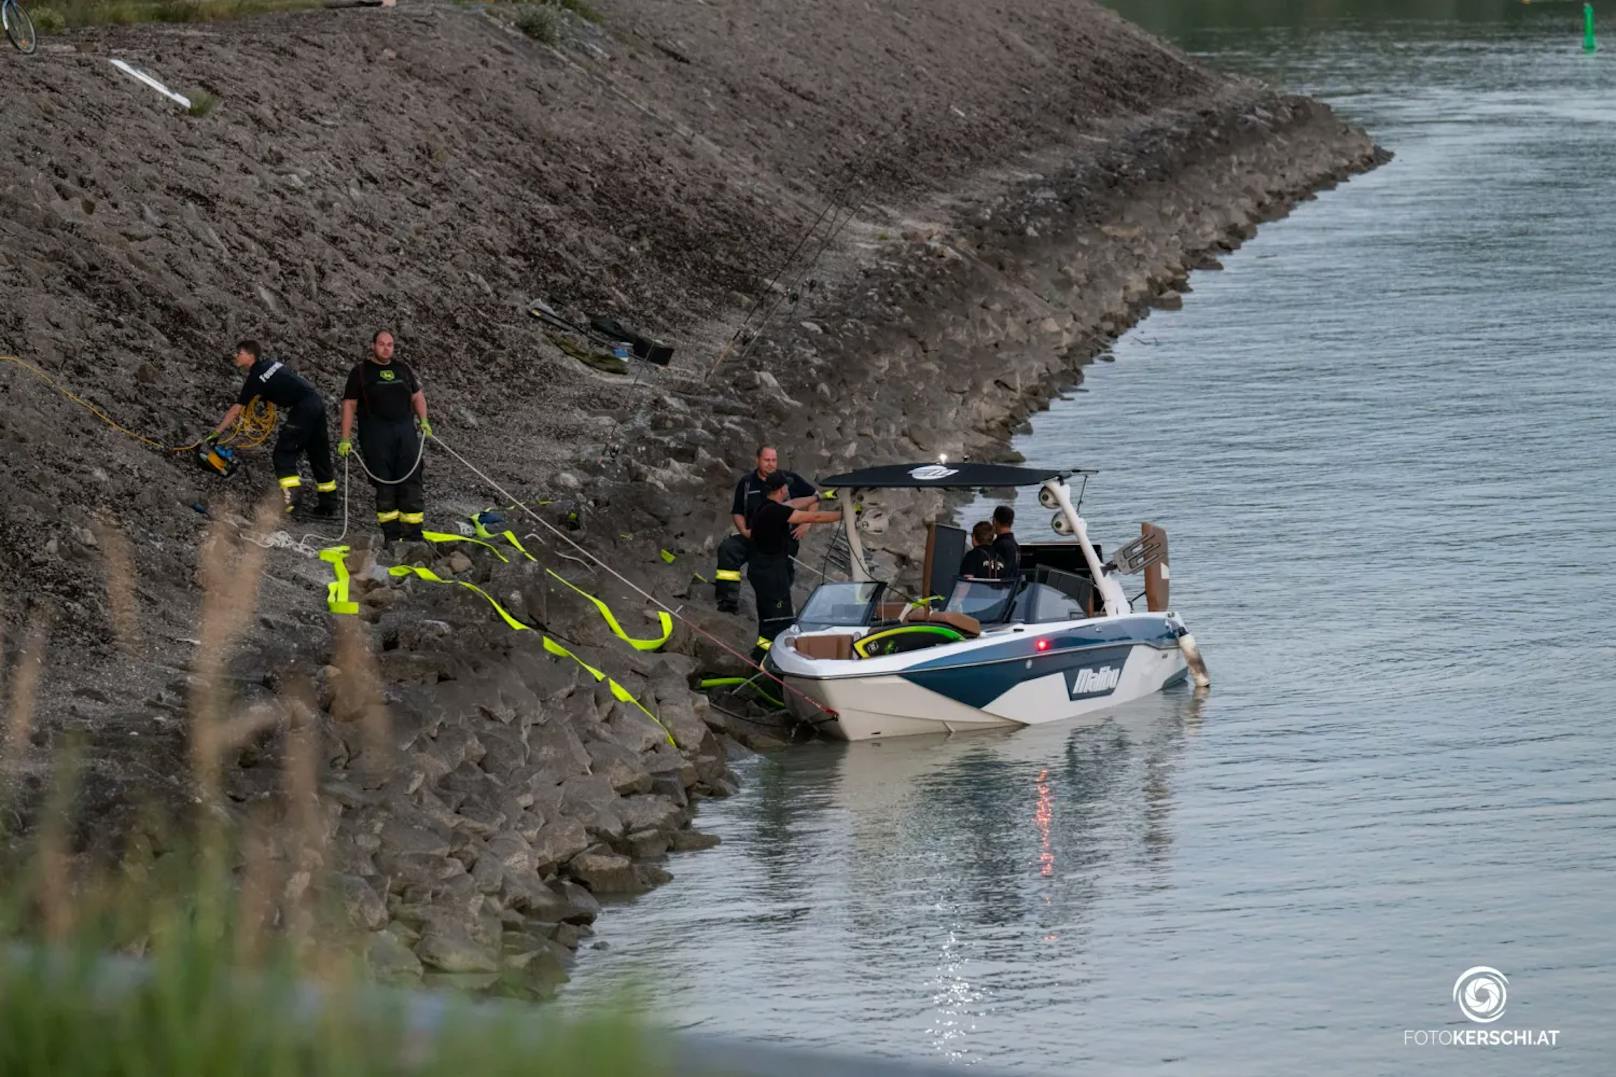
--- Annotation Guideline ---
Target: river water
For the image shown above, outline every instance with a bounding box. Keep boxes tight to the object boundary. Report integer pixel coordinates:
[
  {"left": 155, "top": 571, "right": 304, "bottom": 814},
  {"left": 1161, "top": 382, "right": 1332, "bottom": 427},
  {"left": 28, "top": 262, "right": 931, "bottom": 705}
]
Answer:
[{"left": 564, "top": 4, "right": 1616, "bottom": 1072}]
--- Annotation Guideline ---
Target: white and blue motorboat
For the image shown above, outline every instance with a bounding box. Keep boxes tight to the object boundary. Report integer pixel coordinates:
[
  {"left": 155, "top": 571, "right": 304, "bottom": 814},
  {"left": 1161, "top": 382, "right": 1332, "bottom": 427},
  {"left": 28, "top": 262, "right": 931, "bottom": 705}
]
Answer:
[{"left": 767, "top": 463, "right": 1210, "bottom": 741}]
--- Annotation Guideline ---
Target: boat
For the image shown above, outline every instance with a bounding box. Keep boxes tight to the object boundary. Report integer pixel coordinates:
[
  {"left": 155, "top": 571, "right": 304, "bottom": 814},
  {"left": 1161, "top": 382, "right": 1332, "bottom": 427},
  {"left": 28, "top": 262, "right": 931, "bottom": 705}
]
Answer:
[{"left": 764, "top": 462, "right": 1210, "bottom": 741}]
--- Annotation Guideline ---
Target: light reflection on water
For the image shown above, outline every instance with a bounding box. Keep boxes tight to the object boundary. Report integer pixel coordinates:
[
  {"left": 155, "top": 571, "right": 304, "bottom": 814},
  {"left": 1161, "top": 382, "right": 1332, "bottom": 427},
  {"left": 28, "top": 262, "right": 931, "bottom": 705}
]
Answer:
[{"left": 564, "top": 7, "right": 1616, "bottom": 1073}]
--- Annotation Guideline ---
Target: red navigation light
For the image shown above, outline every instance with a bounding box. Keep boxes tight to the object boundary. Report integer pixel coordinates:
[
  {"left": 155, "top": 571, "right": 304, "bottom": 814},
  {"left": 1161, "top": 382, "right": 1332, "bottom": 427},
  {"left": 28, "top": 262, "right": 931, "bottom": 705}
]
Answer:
[{"left": 1035, "top": 639, "right": 1051, "bottom": 652}]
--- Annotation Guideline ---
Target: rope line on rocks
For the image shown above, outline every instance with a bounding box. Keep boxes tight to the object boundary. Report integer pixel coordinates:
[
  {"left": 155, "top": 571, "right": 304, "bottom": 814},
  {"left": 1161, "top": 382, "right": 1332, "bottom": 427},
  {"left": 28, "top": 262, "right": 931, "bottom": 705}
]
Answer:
[
  {"left": 428, "top": 433, "right": 840, "bottom": 721},
  {"left": 1, "top": 353, "right": 277, "bottom": 454}
]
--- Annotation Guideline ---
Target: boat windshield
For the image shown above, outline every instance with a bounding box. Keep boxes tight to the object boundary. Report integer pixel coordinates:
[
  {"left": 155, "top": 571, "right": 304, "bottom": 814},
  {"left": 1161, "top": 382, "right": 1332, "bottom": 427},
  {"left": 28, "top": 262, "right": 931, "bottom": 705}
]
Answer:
[
  {"left": 944, "top": 566, "right": 1098, "bottom": 625},
  {"left": 943, "top": 578, "right": 1019, "bottom": 624},
  {"left": 796, "top": 581, "right": 888, "bottom": 630}
]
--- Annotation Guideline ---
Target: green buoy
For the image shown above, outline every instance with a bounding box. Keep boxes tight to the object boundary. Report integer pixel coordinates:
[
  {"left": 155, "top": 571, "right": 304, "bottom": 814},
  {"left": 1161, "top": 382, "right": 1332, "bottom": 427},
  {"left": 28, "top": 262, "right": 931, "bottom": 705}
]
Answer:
[{"left": 1587, "top": 3, "right": 1599, "bottom": 52}]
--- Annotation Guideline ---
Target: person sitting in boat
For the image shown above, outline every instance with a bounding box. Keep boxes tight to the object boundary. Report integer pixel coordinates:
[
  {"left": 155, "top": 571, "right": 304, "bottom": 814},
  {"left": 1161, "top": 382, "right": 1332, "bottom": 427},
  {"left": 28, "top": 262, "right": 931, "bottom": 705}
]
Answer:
[
  {"left": 991, "top": 505, "right": 1021, "bottom": 577},
  {"left": 958, "top": 521, "right": 1006, "bottom": 579}
]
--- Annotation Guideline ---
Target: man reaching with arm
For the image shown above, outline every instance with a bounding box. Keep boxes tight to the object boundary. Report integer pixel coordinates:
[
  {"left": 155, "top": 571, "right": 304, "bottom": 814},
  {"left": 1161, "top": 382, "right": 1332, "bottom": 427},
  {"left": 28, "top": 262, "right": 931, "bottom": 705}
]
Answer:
[
  {"left": 713, "top": 444, "right": 817, "bottom": 613},
  {"left": 747, "top": 472, "right": 841, "bottom": 660}
]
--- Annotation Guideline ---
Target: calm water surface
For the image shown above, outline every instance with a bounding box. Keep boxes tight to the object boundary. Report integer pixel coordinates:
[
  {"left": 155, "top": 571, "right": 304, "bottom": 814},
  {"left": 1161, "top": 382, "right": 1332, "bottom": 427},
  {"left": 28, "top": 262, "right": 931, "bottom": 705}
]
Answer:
[{"left": 564, "top": 6, "right": 1616, "bottom": 1071}]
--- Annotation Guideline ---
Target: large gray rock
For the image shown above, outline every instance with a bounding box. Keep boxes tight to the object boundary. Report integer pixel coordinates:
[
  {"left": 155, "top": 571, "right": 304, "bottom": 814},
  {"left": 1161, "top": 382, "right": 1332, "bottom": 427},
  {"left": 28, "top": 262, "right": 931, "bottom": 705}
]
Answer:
[
  {"left": 584, "top": 737, "right": 653, "bottom": 794},
  {"left": 426, "top": 725, "right": 486, "bottom": 770},
  {"left": 525, "top": 712, "right": 593, "bottom": 779},
  {"left": 554, "top": 879, "right": 601, "bottom": 924},
  {"left": 415, "top": 917, "right": 500, "bottom": 974},
  {"left": 623, "top": 829, "right": 669, "bottom": 859},
  {"left": 500, "top": 869, "right": 574, "bottom": 921},
  {"left": 481, "top": 830, "right": 536, "bottom": 875},
  {"left": 600, "top": 710, "right": 667, "bottom": 755},
  {"left": 365, "top": 928, "right": 424, "bottom": 982},
  {"left": 378, "top": 815, "right": 451, "bottom": 858},
  {"left": 529, "top": 816, "right": 590, "bottom": 873},
  {"left": 618, "top": 794, "right": 684, "bottom": 835},
  {"left": 330, "top": 872, "right": 389, "bottom": 932},
  {"left": 568, "top": 850, "right": 642, "bottom": 895},
  {"left": 670, "top": 828, "right": 722, "bottom": 852},
  {"left": 376, "top": 851, "right": 467, "bottom": 899},
  {"left": 558, "top": 775, "right": 626, "bottom": 839}
]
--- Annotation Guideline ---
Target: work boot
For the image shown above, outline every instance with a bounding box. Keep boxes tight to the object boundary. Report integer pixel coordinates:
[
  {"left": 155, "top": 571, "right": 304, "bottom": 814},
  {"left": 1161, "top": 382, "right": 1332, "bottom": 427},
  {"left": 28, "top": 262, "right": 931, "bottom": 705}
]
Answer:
[
  {"left": 401, "top": 524, "right": 424, "bottom": 542},
  {"left": 313, "top": 492, "right": 339, "bottom": 519},
  {"left": 380, "top": 521, "right": 402, "bottom": 545}
]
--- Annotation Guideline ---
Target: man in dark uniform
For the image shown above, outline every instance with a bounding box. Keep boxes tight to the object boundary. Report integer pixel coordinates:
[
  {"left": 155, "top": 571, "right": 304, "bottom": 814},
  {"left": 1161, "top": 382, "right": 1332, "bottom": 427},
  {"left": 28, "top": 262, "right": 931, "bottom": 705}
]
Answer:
[
  {"left": 337, "top": 330, "right": 431, "bottom": 543},
  {"left": 991, "top": 505, "right": 1021, "bottom": 577},
  {"left": 208, "top": 339, "right": 336, "bottom": 515},
  {"left": 748, "top": 472, "right": 842, "bottom": 659},
  {"left": 714, "top": 445, "right": 818, "bottom": 613}
]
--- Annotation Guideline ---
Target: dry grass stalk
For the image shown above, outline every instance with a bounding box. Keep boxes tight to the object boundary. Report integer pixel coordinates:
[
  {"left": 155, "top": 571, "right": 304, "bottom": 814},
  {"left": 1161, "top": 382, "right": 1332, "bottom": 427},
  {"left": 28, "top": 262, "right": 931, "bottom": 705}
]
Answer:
[
  {"left": 332, "top": 619, "right": 392, "bottom": 781},
  {"left": 3, "top": 609, "right": 51, "bottom": 792},
  {"left": 33, "top": 748, "right": 85, "bottom": 943},
  {"left": 233, "top": 810, "right": 277, "bottom": 967},
  {"left": 188, "top": 499, "right": 277, "bottom": 807},
  {"left": 92, "top": 513, "right": 145, "bottom": 657}
]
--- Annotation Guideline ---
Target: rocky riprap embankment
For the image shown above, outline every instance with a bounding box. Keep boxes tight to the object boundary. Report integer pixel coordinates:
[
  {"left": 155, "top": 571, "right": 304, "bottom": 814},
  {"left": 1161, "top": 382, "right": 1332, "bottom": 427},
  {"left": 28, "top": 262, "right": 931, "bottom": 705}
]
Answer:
[{"left": 0, "top": 1, "right": 1385, "bottom": 991}]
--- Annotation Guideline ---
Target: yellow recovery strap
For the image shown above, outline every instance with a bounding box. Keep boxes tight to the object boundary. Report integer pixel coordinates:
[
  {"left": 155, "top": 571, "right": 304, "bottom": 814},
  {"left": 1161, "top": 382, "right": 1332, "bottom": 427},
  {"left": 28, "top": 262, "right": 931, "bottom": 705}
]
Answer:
[
  {"left": 544, "top": 569, "right": 673, "bottom": 652},
  {"left": 321, "top": 547, "right": 361, "bottom": 615},
  {"left": 385, "top": 563, "right": 677, "bottom": 747}
]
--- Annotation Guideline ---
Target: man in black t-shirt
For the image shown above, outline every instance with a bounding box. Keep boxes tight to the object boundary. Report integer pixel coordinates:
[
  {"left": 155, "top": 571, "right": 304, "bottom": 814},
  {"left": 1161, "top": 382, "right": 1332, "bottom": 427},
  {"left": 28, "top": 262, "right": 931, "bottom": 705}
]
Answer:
[
  {"left": 713, "top": 445, "right": 818, "bottom": 613},
  {"left": 990, "top": 505, "right": 1021, "bottom": 578},
  {"left": 207, "top": 339, "right": 336, "bottom": 515},
  {"left": 338, "top": 330, "right": 431, "bottom": 543},
  {"left": 747, "top": 472, "right": 842, "bottom": 659},
  {"left": 959, "top": 521, "right": 1006, "bottom": 579}
]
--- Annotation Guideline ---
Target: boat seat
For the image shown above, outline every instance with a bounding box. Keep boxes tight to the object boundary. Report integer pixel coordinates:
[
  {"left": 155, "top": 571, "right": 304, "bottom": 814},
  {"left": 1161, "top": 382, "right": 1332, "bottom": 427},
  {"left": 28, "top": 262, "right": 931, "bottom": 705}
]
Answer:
[
  {"left": 872, "top": 603, "right": 981, "bottom": 639},
  {"left": 791, "top": 633, "right": 855, "bottom": 660}
]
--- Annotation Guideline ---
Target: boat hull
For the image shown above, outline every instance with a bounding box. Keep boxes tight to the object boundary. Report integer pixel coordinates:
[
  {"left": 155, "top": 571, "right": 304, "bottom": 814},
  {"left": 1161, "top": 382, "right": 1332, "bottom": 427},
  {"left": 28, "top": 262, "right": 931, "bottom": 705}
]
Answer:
[{"left": 774, "top": 615, "right": 1191, "bottom": 741}]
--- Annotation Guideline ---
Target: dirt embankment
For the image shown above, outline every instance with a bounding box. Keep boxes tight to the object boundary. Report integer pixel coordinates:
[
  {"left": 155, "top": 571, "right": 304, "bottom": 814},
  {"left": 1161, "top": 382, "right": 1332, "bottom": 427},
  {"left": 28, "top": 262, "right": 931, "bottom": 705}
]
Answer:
[{"left": 0, "top": 1, "right": 1384, "bottom": 991}]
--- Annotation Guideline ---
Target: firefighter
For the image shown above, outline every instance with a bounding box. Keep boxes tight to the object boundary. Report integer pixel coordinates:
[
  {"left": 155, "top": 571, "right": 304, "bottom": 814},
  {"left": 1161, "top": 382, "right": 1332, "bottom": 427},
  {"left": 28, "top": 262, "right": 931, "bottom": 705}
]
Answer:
[
  {"left": 337, "top": 330, "right": 430, "bottom": 543},
  {"left": 207, "top": 339, "right": 336, "bottom": 515},
  {"left": 748, "top": 472, "right": 842, "bottom": 659},
  {"left": 714, "top": 445, "right": 817, "bottom": 613}
]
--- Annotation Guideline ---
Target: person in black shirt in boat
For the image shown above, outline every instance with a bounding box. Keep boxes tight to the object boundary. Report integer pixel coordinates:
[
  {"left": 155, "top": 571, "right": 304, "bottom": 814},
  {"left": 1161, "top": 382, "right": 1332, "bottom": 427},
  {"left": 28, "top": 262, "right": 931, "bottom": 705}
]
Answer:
[
  {"left": 990, "top": 505, "right": 1021, "bottom": 578},
  {"left": 748, "top": 472, "right": 841, "bottom": 660},
  {"left": 207, "top": 339, "right": 337, "bottom": 516},
  {"left": 338, "top": 330, "right": 431, "bottom": 543},
  {"left": 959, "top": 520, "right": 1006, "bottom": 579}
]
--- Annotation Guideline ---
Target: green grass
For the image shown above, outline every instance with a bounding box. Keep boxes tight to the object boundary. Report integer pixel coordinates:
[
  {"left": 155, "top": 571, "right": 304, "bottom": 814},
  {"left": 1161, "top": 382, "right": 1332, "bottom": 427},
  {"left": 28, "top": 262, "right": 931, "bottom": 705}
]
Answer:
[
  {"left": 187, "top": 90, "right": 220, "bottom": 117},
  {"left": 554, "top": 0, "right": 597, "bottom": 22},
  {"left": 513, "top": 2, "right": 559, "bottom": 44},
  {"left": 35, "top": 0, "right": 322, "bottom": 29}
]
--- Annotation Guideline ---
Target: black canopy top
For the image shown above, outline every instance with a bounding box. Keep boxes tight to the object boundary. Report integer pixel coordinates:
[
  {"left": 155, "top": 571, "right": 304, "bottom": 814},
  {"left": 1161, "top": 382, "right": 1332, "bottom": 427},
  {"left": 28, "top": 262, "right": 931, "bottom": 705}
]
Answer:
[{"left": 818, "top": 462, "right": 1094, "bottom": 489}]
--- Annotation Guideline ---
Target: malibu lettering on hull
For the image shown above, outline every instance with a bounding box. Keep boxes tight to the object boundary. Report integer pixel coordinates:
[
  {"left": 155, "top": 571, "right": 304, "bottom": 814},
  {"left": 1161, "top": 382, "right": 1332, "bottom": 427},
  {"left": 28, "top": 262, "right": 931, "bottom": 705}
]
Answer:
[{"left": 1065, "top": 665, "right": 1121, "bottom": 700}]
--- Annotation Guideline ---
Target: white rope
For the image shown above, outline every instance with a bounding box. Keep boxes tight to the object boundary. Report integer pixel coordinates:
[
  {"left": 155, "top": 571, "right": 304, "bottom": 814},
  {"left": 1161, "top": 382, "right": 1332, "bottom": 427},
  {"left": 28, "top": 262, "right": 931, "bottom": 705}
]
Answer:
[
  {"left": 347, "top": 428, "right": 427, "bottom": 486},
  {"left": 244, "top": 456, "right": 353, "bottom": 556}
]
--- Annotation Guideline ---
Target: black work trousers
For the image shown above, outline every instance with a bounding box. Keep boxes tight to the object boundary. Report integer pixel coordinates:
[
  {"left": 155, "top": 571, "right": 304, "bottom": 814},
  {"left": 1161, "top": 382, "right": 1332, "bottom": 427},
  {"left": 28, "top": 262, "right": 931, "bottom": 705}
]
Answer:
[
  {"left": 273, "top": 398, "right": 336, "bottom": 497},
  {"left": 715, "top": 533, "right": 797, "bottom": 610},
  {"left": 748, "top": 553, "right": 795, "bottom": 661},
  {"left": 360, "top": 418, "right": 425, "bottom": 540}
]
